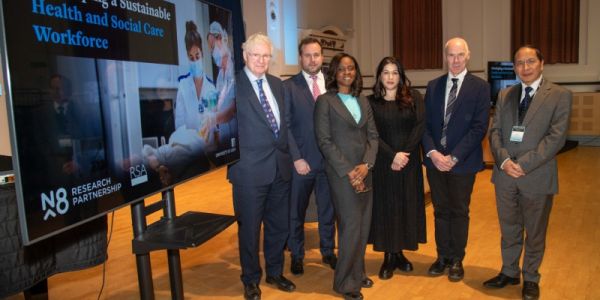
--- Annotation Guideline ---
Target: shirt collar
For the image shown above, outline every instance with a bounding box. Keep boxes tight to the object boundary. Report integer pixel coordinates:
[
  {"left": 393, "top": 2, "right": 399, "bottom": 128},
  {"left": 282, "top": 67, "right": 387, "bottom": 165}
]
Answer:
[
  {"left": 244, "top": 67, "right": 266, "bottom": 83},
  {"left": 447, "top": 68, "right": 468, "bottom": 82},
  {"left": 301, "top": 70, "right": 323, "bottom": 81},
  {"left": 522, "top": 75, "right": 543, "bottom": 94}
]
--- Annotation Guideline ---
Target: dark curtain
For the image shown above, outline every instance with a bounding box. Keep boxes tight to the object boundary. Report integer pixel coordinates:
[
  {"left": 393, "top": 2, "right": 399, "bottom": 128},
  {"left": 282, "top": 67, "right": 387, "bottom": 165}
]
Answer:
[
  {"left": 393, "top": 0, "right": 443, "bottom": 69},
  {"left": 511, "top": 0, "right": 579, "bottom": 64}
]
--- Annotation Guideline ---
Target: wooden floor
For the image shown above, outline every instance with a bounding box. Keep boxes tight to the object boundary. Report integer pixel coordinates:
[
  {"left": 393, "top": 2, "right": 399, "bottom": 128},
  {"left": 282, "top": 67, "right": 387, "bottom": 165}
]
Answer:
[{"left": 7, "top": 146, "right": 600, "bottom": 300}]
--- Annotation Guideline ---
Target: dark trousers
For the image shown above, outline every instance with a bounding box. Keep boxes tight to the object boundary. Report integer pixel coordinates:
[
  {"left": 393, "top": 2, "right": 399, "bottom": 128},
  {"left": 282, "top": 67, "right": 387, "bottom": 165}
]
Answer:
[
  {"left": 427, "top": 168, "right": 476, "bottom": 261},
  {"left": 288, "top": 169, "right": 335, "bottom": 259},
  {"left": 232, "top": 172, "right": 290, "bottom": 284},
  {"left": 495, "top": 184, "right": 553, "bottom": 283}
]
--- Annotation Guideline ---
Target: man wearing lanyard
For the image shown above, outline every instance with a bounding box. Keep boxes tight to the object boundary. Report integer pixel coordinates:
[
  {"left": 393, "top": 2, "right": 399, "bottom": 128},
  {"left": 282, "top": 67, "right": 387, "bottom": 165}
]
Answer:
[{"left": 485, "top": 45, "right": 572, "bottom": 300}]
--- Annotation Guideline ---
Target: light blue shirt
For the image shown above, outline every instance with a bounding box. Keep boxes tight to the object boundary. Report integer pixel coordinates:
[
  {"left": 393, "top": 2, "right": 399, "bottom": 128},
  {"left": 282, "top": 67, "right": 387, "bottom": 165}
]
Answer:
[
  {"left": 244, "top": 67, "right": 280, "bottom": 127},
  {"left": 338, "top": 93, "right": 361, "bottom": 123}
]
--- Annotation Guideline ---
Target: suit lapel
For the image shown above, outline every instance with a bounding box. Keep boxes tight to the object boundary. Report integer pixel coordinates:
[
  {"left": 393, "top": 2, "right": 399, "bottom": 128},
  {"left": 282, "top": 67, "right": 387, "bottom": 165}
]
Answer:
[
  {"left": 240, "top": 72, "right": 274, "bottom": 132},
  {"left": 294, "top": 74, "right": 315, "bottom": 108},
  {"left": 357, "top": 96, "right": 368, "bottom": 127},
  {"left": 329, "top": 93, "right": 359, "bottom": 126},
  {"left": 522, "top": 80, "right": 550, "bottom": 126},
  {"left": 506, "top": 84, "right": 521, "bottom": 125}
]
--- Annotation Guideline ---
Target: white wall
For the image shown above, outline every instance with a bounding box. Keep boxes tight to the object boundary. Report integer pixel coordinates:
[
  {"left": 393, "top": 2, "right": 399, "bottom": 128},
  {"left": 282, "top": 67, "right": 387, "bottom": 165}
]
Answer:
[{"left": 240, "top": 0, "right": 600, "bottom": 91}]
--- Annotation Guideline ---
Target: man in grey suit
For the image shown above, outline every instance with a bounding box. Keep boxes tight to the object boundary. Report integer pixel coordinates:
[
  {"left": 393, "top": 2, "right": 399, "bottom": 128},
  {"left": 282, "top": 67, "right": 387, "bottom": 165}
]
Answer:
[
  {"left": 485, "top": 45, "right": 572, "bottom": 300},
  {"left": 283, "top": 37, "right": 336, "bottom": 276},
  {"left": 228, "top": 33, "right": 295, "bottom": 300}
]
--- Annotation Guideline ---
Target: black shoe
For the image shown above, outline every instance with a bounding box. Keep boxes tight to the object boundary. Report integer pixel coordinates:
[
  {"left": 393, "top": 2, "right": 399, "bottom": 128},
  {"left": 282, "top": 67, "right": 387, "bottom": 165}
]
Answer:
[
  {"left": 395, "top": 252, "right": 414, "bottom": 272},
  {"left": 379, "top": 252, "right": 396, "bottom": 279},
  {"left": 265, "top": 275, "right": 296, "bottom": 292},
  {"left": 361, "top": 277, "right": 374, "bottom": 288},
  {"left": 428, "top": 258, "right": 450, "bottom": 276},
  {"left": 343, "top": 291, "right": 364, "bottom": 300},
  {"left": 322, "top": 254, "right": 337, "bottom": 270},
  {"left": 448, "top": 260, "right": 464, "bottom": 282},
  {"left": 243, "top": 283, "right": 261, "bottom": 300},
  {"left": 483, "top": 273, "right": 520, "bottom": 288},
  {"left": 522, "top": 281, "right": 540, "bottom": 300},
  {"left": 290, "top": 257, "right": 304, "bottom": 275}
]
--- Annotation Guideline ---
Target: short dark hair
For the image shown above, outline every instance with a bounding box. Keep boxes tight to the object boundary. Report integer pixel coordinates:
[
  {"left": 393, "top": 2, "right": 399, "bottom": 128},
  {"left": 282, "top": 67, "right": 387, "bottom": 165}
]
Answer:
[
  {"left": 513, "top": 45, "right": 544, "bottom": 62},
  {"left": 325, "top": 52, "right": 363, "bottom": 97},
  {"left": 298, "top": 37, "right": 322, "bottom": 55}
]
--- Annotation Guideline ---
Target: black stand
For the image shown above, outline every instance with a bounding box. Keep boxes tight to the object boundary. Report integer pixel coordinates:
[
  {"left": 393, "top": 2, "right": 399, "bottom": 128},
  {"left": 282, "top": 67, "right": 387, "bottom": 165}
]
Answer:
[{"left": 130, "top": 188, "right": 235, "bottom": 299}]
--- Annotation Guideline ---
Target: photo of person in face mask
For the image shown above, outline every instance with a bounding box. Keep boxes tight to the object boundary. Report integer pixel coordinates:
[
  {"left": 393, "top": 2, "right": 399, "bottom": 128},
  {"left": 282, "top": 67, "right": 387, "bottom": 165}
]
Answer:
[
  {"left": 143, "top": 20, "right": 215, "bottom": 185},
  {"left": 207, "top": 21, "right": 235, "bottom": 109},
  {"left": 175, "top": 20, "right": 219, "bottom": 136}
]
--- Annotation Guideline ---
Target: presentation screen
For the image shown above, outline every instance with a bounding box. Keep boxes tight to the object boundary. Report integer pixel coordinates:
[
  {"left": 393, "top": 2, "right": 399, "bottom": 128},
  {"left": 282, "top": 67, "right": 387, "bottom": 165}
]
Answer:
[
  {"left": 487, "top": 61, "right": 521, "bottom": 106},
  {"left": 1, "top": 0, "right": 244, "bottom": 245}
]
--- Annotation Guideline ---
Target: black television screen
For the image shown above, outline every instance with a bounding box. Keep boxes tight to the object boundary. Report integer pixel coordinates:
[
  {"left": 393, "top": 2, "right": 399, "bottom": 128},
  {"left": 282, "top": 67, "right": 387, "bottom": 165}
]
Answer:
[
  {"left": 488, "top": 61, "right": 521, "bottom": 105},
  {"left": 1, "top": 0, "right": 244, "bottom": 244}
]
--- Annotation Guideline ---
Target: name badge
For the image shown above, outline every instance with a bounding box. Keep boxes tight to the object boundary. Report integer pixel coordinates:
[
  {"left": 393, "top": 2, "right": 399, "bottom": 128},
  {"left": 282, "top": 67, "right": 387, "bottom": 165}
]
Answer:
[{"left": 510, "top": 126, "right": 525, "bottom": 142}]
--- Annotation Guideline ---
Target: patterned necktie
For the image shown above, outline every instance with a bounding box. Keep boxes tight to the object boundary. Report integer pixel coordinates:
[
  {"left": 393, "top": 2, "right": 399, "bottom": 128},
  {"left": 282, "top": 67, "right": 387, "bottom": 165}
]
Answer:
[
  {"left": 441, "top": 78, "right": 459, "bottom": 148},
  {"left": 310, "top": 74, "right": 320, "bottom": 101},
  {"left": 256, "top": 79, "right": 279, "bottom": 138},
  {"left": 519, "top": 86, "right": 533, "bottom": 123}
]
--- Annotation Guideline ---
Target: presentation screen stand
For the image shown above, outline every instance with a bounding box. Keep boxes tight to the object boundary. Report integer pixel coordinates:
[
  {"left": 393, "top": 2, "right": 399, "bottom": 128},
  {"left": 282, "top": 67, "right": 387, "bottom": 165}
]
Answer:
[{"left": 130, "top": 189, "right": 235, "bottom": 299}]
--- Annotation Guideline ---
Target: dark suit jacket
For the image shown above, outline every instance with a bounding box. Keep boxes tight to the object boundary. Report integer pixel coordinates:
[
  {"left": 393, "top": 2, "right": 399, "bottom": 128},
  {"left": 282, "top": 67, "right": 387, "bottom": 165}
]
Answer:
[
  {"left": 422, "top": 73, "right": 490, "bottom": 174},
  {"left": 489, "top": 80, "right": 572, "bottom": 194},
  {"left": 283, "top": 73, "right": 324, "bottom": 171},
  {"left": 227, "top": 71, "right": 292, "bottom": 186},
  {"left": 314, "top": 92, "right": 378, "bottom": 180}
]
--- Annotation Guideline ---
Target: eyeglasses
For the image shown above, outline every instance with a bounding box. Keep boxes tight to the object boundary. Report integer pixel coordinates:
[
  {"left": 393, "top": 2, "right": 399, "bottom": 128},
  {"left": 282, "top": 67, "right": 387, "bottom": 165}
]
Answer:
[
  {"left": 515, "top": 58, "right": 539, "bottom": 68},
  {"left": 248, "top": 52, "right": 272, "bottom": 61}
]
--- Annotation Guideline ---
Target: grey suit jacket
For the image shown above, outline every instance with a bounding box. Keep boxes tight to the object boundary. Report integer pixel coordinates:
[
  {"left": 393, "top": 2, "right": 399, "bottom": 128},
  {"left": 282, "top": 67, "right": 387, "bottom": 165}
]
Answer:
[
  {"left": 314, "top": 91, "right": 378, "bottom": 179},
  {"left": 489, "top": 79, "right": 572, "bottom": 194}
]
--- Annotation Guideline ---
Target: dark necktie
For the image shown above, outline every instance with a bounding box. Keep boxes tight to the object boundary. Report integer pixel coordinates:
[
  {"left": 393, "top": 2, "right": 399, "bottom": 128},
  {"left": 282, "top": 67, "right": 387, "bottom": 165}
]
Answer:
[
  {"left": 441, "top": 78, "right": 459, "bottom": 148},
  {"left": 256, "top": 79, "right": 279, "bottom": 138},
  {"left": 519, "top": 86, "right": 533, "bottom": 123}
]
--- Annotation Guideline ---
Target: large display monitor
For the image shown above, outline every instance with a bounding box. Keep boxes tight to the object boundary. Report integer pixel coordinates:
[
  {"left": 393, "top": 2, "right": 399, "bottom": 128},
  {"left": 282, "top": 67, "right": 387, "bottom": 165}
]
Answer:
[
  {"left": 1, "top": 0, "right": 244, "bottom": 245},
  {"left": 488, "top": 61, "right": 521, "bottom": 106}
]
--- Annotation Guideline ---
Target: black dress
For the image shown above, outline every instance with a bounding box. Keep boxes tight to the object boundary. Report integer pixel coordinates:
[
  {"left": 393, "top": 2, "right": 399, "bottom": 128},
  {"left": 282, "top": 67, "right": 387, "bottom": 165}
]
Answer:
[{"left": 368, "top": 90, "right": 426, "bottom": 252}]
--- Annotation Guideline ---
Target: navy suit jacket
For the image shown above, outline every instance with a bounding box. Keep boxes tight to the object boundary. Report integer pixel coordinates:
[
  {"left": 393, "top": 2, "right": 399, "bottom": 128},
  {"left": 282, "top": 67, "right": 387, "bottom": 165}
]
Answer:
[
  {"left": 422, "top": 73, "right": 490, "bottom": 174},
  {"left": 283, "top": 73, "right": 324, "bottom": 171},
  {"left": 227, "top": 71, "right": 292, "bottom": 186}
]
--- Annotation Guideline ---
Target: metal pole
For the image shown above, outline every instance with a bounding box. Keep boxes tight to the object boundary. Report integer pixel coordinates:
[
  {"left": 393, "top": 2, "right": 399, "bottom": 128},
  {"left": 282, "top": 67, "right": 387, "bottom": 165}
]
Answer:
[
  {"left": 162, "top": 189, "right": 184, "bottom": 300},
  {"left": 131, "top": 200, "right": 155, "bottom": 300}
]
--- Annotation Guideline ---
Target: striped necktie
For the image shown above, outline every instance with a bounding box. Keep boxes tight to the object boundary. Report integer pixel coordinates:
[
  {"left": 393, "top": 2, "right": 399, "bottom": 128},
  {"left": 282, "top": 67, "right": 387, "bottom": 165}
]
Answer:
[{"left": 441, "top": 78, "right": 458, "bottom": 148}]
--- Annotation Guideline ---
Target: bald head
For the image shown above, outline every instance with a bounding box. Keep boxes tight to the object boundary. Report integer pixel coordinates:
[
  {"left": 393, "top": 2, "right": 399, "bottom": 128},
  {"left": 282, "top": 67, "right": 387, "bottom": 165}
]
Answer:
[{"left": 444, "top": 37, "right": 470, "bottom": 76}]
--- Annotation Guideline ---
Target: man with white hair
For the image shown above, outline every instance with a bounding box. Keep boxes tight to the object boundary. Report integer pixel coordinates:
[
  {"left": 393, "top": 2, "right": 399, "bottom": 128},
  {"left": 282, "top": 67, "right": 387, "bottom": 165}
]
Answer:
[{"left": 227, "top": 33, "right": 295, "bottom": 300}]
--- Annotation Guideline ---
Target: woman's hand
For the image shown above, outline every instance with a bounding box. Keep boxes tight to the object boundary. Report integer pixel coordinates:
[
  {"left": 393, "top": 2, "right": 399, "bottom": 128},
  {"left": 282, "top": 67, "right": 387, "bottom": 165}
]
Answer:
[{"left": 391, "top": 152, "right": 410, "bottom": 171}]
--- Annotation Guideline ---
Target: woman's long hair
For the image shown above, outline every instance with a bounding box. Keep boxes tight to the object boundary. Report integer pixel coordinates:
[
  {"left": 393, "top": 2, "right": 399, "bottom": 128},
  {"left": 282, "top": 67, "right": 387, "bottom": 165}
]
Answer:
[
  {"left": 372, "top": 56, "right": 413, "bottom": 109},
  {"left": 325, "top": 53, "right": 363, "bottom": 97}
]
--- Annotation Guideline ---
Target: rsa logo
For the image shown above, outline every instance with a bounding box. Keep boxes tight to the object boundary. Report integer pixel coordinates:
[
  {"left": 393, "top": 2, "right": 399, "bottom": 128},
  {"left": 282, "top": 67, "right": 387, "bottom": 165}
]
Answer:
[
  {"left": 130, "top": 164, "right": 148, "bottom": 186},
  {"left": 41, "top": 188, "right": 69, "bottom": 220}
]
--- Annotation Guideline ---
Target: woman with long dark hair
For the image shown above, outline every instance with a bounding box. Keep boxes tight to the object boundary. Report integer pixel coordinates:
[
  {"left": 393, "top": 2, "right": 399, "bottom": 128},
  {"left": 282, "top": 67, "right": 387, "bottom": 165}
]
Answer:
[
  {"left": 314, "top": 53, "right": 379, "bottom": 300},
  {"left": 368, "top": 56, "right": 426, "bottom": 280}
]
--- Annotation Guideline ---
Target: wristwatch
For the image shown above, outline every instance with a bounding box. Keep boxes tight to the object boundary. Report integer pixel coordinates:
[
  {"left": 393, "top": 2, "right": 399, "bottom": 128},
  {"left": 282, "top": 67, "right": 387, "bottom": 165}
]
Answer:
[
  {"left": 364, "top": 162, "right": 372, "bottom": 170},
  {"left": 451, "top": 155, "right": 459, "bottom": 163}
]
